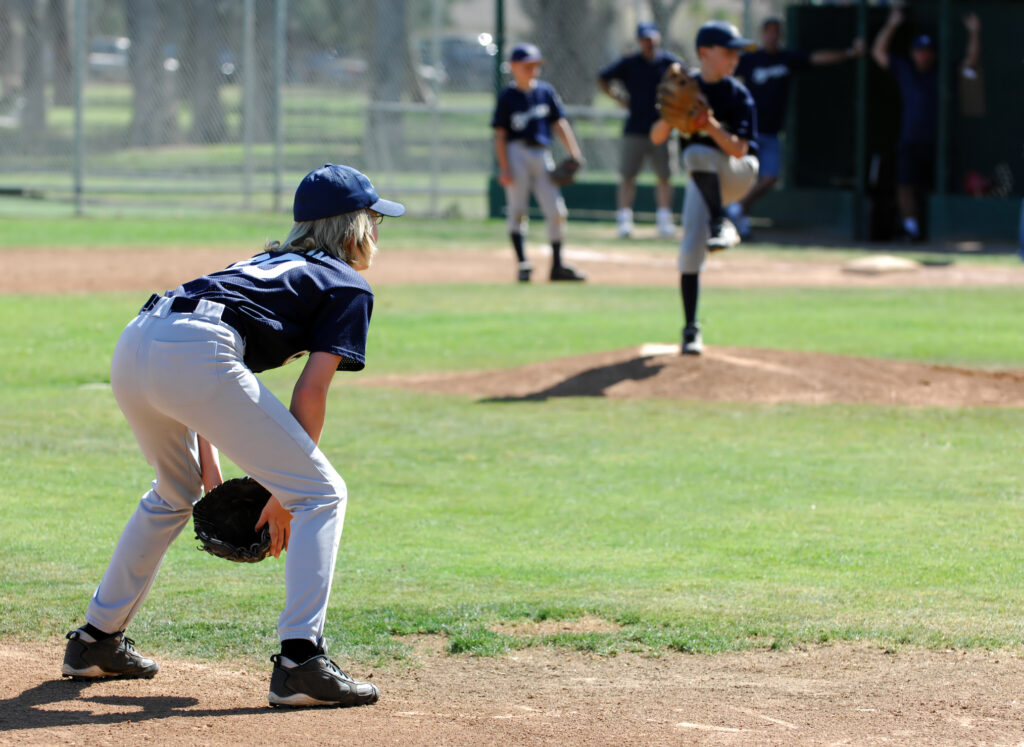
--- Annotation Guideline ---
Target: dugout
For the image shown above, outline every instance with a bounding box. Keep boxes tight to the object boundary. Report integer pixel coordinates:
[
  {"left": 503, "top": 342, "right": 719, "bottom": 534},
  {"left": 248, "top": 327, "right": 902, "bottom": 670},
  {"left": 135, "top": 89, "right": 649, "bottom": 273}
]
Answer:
[{"left": 487, "top": 0, "right": 1022, "bottom": 244}]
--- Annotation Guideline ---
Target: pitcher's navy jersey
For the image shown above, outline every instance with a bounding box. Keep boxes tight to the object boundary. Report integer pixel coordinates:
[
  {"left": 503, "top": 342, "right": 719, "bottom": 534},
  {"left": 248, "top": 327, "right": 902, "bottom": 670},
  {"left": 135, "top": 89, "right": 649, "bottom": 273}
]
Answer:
[
  {"left": 171, "top": 250, "right": 373, "bottom": 373},
  {"left": 598, "top": 50, "right": 682, "bottom": 135},
  {"left": 681, "top": 74, "right": 758, "bottom": 157},
  {"left": 491, "top": 81, "right": 567, "bottom": 147},
  {"left": 735, "top": 49, "right": 811, "bottom": 135}
]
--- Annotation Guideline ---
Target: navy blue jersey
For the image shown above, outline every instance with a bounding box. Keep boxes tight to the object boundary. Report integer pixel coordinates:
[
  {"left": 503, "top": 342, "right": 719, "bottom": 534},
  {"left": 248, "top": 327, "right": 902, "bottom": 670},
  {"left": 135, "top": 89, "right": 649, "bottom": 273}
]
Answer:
[
  {"left": 681, "top": 73, "right": 758, "bottom": 157},
  {"left": 890, "top": 57, "right": 938, "bottom": 144},
  {"left": 171, "top": 250, "right": 373, "bottom": 374},
  {"left": 598, "top": 50, "right": 682, "bottom": 135},
  {"left": 735, "top": 49, "right": 811, "bottom": 135},
  {"left": 491, "top": 80, "right": 567, "bottom": 147}
]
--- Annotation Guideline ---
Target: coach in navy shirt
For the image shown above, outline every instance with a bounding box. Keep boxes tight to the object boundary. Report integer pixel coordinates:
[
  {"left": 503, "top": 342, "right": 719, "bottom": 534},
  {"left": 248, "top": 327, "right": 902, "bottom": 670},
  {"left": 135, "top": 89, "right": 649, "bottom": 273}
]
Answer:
[
  {"left": 598, "top": 22, "right": 682, "bottom": 238},
  {"left": 727, "top": 17, "right": 863, "bottom": 238}
]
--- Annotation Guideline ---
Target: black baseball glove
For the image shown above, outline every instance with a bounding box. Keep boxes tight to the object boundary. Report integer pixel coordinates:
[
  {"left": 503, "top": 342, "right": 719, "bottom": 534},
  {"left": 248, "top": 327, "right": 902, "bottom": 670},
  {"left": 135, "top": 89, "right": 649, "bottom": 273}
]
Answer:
[
  {"left": 550, "top": 157, "right": 582, "bottom": 186},
  {"left": 193, "top": 477, "right": 272, "bottom": 563}
]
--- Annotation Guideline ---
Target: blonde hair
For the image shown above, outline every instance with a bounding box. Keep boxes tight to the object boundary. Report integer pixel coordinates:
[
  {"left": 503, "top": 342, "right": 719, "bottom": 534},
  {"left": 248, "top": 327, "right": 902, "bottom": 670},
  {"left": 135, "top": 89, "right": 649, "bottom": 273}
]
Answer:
[{"left": 265, "top": 209, "right": 377, "bottom": 269}]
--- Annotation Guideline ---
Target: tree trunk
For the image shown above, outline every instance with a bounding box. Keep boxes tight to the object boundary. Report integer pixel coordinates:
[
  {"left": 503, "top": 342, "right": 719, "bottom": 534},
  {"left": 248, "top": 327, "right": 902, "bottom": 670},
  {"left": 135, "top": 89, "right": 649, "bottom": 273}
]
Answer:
[
  {"left": 522, "top": 0, "right": 616, "bottom": 106},
  {"left": 127, "top": 0, "right": 179, "bottom": 146},
  {"left": 367, "top": 0, "right": 424, "bottom": 168},
  {"left": 49, "top": 0, "right": 72, "bottom": 107},
  {"left": 19, "top": 0, "right": 46, "bottom": 137},
  {"left": 183, "top": 0, "right": 228, "bottom": 143}
]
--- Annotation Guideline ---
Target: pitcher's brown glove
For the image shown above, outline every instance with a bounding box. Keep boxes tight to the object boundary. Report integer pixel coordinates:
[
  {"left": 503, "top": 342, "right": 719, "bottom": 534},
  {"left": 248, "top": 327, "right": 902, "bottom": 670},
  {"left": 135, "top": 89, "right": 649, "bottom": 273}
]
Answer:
[
  {"left": 193, "top": 477, "right": 272, "bottom": 563},
  {"left": 656, "top": 63, "right": 710, "bottom": 135}
]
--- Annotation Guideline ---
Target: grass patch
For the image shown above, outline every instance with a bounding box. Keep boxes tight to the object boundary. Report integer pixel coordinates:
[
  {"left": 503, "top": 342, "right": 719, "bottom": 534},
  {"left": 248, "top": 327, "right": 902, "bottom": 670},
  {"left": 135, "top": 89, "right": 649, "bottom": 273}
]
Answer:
[{"left": 2, "top": 283, "right": 1023, "bottom": 665}]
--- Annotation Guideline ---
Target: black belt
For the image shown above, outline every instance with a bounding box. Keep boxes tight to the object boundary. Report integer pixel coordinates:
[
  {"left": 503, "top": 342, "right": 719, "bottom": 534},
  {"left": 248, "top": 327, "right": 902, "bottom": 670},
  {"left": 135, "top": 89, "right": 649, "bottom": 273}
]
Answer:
[{"left": 140, "top": 294, "right": 243, "bottom": 338}]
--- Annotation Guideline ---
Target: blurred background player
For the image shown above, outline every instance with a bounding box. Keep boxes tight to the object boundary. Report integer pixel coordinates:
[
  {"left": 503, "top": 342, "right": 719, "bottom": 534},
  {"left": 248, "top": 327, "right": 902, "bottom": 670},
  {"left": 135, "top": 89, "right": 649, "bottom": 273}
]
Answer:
[
  {"left": 651, "top": 21, "right": 758, "bottom": 355},
  {"left": 728, "top": 18, "right": 864, "bottom": 239},
  {"left": 597, "top": 22, "right": 682, "bottom": 239},
  {"left": 492, "top": 42, "right": 587, "bottom": 282},
  {"left": 872, "top": 8, "right": 981, "bottom": 242}
]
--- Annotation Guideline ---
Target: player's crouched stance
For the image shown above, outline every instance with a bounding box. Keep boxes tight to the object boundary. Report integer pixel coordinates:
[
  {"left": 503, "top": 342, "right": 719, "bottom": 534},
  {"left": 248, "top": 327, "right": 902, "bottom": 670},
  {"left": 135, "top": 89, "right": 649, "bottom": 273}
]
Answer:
[
  {"left": 62, "top": 163, "right": 403, "bottom": 708},
  {"left": 651, "top": 21, "right": 759, "bottom": 355}
]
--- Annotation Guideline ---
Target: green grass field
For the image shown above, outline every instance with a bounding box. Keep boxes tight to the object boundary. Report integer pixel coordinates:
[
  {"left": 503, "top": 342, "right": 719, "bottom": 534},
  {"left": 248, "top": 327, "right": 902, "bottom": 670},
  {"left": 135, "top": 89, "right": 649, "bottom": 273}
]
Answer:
[{"left": 1, "top": 217, "right": 1022, "bottom": 668}]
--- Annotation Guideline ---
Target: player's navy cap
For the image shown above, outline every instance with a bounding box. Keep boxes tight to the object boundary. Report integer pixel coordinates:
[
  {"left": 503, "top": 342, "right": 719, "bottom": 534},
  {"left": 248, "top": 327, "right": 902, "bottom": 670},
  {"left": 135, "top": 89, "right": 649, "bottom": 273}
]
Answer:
[
  {"left": 509, "top": 43, "right": 543, "bottom": 63},
  {"left": 911, "top": 33, "right": 935, "bottom": 50},
  {"left": 293, "top": 164, "right": 405, "bottom": 222},
  {"left": 695, "top": 20, "right": 757, "bottom": 51},
  {"left": 637, "top": 22, "right": 660, "bottom": 39}
]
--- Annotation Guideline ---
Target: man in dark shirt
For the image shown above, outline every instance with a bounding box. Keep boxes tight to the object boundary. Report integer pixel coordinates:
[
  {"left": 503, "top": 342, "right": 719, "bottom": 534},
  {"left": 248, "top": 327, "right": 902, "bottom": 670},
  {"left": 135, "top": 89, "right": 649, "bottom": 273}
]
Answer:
[
  {"left": 728, "top": 17, "right": 863, "bottom": 237},
  {"left": 873, "top": 8, "right": 981, "bottom": 241},
  {"left": 598, "top": 22, "right": 683, "bottom": 238}
]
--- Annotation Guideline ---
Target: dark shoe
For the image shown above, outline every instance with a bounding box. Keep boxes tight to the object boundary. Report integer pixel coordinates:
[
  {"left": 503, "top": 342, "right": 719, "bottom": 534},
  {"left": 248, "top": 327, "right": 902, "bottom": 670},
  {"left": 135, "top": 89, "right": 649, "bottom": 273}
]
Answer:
[
  {"left": 517, "top": 260, "right": 533, "bottom": 283},
  {"left": 550, "top": 263, "right": 587, "bottom": 282},
  {"left": 681, "top": 324, "right": 703, "bottom": 355},
  {"left": 269, "top": 645, "right": 379, "bottom": 708},
  {"left": 62, "top": 629, "right": 159, "bottom": 680},
  {"left": 706, "top": 219, "right": 731, "bottom": 252}
]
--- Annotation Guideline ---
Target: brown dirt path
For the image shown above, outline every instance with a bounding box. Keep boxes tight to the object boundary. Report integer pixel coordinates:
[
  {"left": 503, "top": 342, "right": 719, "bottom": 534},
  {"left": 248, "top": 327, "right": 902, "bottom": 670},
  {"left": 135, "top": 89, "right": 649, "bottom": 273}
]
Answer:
[
  {"left": 3, "top": 639, "right": 1023, "bottom": 745},
  {"left": 4, "top": 246, "right": 1024, "bottom": 294}
]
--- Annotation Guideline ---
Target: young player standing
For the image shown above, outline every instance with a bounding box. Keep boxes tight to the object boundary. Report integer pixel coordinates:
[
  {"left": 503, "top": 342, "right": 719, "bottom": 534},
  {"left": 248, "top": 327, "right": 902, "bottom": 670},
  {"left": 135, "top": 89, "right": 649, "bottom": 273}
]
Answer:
[
  {"left": 651, "top": 21, "right": 759, "bottom": 355},
  {"left": 493, "top": 42, "right": 587, "bottom": 283},
  {"left": 62, "top": 164, "right": 403, "bottom": 708}
]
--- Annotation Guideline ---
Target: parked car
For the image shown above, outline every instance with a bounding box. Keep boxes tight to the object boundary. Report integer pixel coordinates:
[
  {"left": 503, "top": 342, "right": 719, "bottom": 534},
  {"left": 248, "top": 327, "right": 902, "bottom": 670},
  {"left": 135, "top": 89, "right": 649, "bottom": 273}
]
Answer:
[{"left": 416, "top": 33, "right": 498, "bottom": 91}]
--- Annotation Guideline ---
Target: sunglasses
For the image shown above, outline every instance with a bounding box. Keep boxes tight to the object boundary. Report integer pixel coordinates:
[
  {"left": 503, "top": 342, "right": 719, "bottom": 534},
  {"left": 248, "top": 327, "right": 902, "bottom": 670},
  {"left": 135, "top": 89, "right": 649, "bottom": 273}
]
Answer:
[{"left": 369, "top": 211, "right": 384, "bottom": 225}]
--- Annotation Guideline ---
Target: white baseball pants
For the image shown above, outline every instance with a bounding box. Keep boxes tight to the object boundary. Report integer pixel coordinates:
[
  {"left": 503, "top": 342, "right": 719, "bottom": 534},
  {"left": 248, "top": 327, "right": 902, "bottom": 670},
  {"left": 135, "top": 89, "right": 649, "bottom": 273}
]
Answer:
[
  {"left": 679, "top": 144, "right": 758, "bottom": 273},
  {"left": 86, "top": 297, "right": 347, "bottom": 643},
  {"left": 504, "top": 140, "right": 568, "bottom": 242}
]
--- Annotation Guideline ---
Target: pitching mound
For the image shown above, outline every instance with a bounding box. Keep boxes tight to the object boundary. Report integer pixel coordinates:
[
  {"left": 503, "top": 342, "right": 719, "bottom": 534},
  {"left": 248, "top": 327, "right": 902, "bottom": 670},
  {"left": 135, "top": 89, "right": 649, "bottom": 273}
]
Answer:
[{"left": 363, "top": 345, "right": 1024, "bottom": 407}]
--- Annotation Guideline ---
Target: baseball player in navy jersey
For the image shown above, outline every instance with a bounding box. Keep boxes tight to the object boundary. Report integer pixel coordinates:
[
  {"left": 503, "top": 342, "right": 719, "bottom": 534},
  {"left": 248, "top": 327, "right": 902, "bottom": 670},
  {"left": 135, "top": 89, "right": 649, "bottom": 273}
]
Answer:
[
  {"left": 598, "top": 22, "right": 682, "bottom": 238},
  {"left": 728, "top": 18, "right": 864, "bottom": 238},
  {"left": 493, "top": 42, "right": 587, "bottom": 283},
  {"left": 62, "top": 164, "right": 403, "bottom": 708},
  {"left": 651, "top": 21, "right": 759, "bottom": 355}
]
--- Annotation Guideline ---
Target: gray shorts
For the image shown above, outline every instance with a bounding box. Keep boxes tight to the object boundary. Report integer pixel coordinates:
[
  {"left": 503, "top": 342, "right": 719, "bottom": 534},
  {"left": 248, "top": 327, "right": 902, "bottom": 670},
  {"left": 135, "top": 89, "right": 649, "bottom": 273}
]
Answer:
[{"left": 620, "top": 133, "right": 671, "bottom": 181}]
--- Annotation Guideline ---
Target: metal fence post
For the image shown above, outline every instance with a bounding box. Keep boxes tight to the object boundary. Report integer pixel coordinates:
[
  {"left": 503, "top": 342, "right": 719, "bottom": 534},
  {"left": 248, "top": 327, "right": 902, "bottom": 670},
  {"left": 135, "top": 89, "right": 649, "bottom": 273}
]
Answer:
[{"left": 430, "top": 0, "right": 441, "bottom": 217}]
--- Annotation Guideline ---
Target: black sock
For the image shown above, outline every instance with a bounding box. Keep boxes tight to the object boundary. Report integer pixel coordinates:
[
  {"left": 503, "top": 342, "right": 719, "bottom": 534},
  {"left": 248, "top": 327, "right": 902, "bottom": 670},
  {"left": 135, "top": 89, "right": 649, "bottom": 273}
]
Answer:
[
  {"left": 681, "top": 273, "right": 700, "bottom": 328},
  {"left": 510, "top": 232, "right": 526, "bottom": 262},
  {"left": 82, "top": 623, "right": 115, "bottom": 641},
  {"left": 280, "top": 638, "right": 319, "bottom": 663},
  {"left": 690, "top": 171, "right": 723, "bottom": 225},
  {"left": 551, "top": 240, "right": 563, "bottom": 267}
]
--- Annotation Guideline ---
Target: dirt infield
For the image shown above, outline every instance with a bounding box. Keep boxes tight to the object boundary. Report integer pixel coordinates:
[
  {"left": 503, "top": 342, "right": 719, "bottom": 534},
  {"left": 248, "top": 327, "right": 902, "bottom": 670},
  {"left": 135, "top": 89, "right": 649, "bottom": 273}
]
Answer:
[
  {"left": 3, "top": 638, "right": 1024, "bottom": 745},
  {"left": 5, "top": 245, "right": 1024, "bottom": 294}
]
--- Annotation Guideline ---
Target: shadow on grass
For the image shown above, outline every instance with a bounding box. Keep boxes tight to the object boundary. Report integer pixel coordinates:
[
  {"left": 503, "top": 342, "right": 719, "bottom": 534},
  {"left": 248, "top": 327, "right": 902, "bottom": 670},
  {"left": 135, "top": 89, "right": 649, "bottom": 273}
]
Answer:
[
  {"left": 482, "top": 355, "right": 665, "bottom": 402},
  {"left": 0, "top": 678, "right": 270, "bottom": 733}
]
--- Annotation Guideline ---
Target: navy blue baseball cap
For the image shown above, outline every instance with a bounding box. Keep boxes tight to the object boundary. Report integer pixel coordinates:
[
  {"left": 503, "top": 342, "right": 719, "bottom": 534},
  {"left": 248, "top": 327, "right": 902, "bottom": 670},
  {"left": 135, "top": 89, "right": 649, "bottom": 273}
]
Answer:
[
  {"left": 911, "top": 34, "right": 935, "bottom": 50},
  {"left": 293, "top": 164, "right": 405, "bottom": 222},
  {"left": 510, "top": 43, "right": 544, "bottom": 63},
  {"left": 637, "top": 22, "right": 660, "bottom": 40},
  {"left": 695, "top": 20, "right": 757, "bottom": 51}
]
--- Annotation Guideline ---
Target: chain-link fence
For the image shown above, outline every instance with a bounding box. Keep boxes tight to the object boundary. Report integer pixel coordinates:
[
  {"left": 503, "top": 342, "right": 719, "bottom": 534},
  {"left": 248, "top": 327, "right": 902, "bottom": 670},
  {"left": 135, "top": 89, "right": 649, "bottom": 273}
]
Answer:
[{"left": 0, "top": 0, "right": 778, "bottom": 218}]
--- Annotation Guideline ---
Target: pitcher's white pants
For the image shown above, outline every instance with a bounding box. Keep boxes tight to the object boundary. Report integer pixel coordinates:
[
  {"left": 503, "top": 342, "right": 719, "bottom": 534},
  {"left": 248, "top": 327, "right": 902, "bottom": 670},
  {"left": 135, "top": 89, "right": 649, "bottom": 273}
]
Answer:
[
  {"left": 679, "top": 144, "right": 758, "bottom": 273},
  {"left": 86, "top": 298, "right": 346, "bottom": 643}
]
